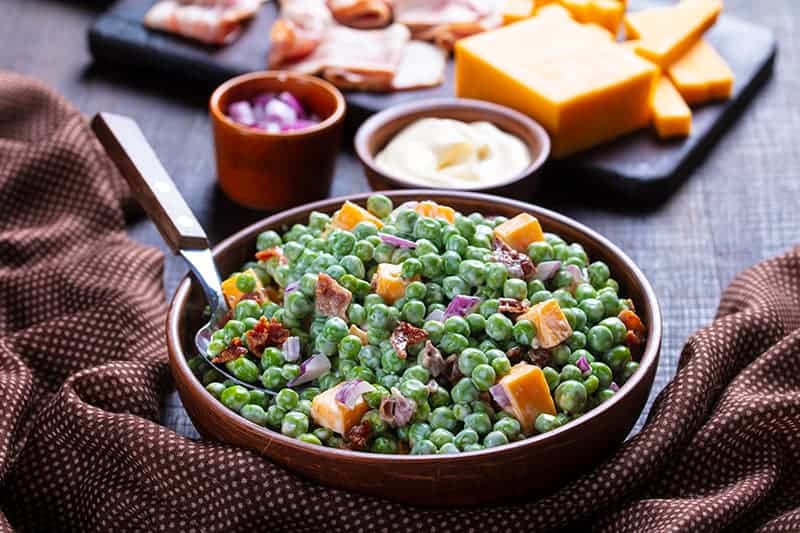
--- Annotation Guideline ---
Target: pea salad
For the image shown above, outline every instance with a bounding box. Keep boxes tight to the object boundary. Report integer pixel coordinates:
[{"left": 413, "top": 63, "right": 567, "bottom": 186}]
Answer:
[{"left": 187, "top": 195, "right": 647, "bottom": 455}]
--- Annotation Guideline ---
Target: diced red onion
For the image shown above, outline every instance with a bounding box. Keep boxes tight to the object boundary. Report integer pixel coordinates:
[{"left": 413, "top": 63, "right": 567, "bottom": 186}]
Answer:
[
  {"left": 535, "top": 260, "right": 562, "bottom": 281},
  {"left": 425, "top": 308, "right": 445, "bottom": 322},
  {"left": 287, "top": 354, "right": 331, "bottom": 387},
  {"left": 228, "top": 101, "right": 255, "bottom": 126},
  {"left": 576, "top": 354, "right": 591, "bottom": 374},
  {"left": 610, "top": 382, "right": 620, "bottom": 392},
  {"left": 379, "top": 233, "right": 417, "bottom": 249},
  {"left": 444, "top": 295, "right": 481, "bottom": 319},
  {"left": 334, "top": 380, "right": 376, "bottom": 409},
  {"left": 265, "top": 98, "right": 297, "bottom": 126},
  {"left": 281, "top": 119, "right": 318, "bottom": 132},
  {"left": 282, "top": 336, "right": 301, "bottom": 363},
  {"left": 278, "top": 91, "right": 306, "bottom": 117},
  {"left": 565, "top": 264, "right": 586, "bottom": 286},
  {"left": 252, "top": 92, "right": 276, "bottom": 116},
  {"left": 490, "top": 384, "right": 510, "bottom": 408},
  {"left": 285, "top": 281, "right": 299, "bottom": 294}
]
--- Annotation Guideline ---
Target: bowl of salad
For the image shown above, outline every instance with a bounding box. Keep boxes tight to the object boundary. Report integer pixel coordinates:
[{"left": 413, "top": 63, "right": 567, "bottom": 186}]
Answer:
[{"left": 166, "top": 191, "right": 661, "bottom": 506}]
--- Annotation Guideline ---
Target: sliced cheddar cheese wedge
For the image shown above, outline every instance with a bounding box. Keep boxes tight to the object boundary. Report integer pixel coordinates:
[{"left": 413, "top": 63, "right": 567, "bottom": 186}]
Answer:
[
  {"left": 311, "top": 382, "right": 370, "bottom": 435},
  {"left": 667, "top": 39, "right": 734, "bottom": 105},
  {"left": 497, "top": 363, "right": 557, "bottom": 433},
  {"left": 517, "top": 298, "right": 573, "bottom": 348},
  {"left": 624, "top": 0, "right": 722, "bottom": 67},
  {"left": 652, "top": 76, "right": 692, "bottom": 139}
]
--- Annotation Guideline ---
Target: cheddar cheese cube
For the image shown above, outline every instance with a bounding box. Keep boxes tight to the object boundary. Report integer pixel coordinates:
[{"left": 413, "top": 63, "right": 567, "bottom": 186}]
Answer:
[
  {"left": 221, "top": 268, "right": 263, "bottom": 308},
  {"left": 667, "top": 40, "right": 734, "bottom": 105},
  {"left": 331, "top": 201, "right": 384, "bottom": 231},
  {"left": 455, "top": 15, "right": 658, "bottom": 157},
  {"left": 493, "top": 213, "right": 545, "bottom": 252},
  {"left": 373, "top": 263, "right": 415, "bottom": 304},
  {"left": 497, "top": 363, "right": 557, "bottom": 433},
  {"left": 517, "top": 298, "right": 573, "bottom": 348},
  {"left": 503, "top": 0, "right": 535, "bottom": 24},
  {"left": 349, "top": 324, "right": 369, "bottom": 345},
  {"left": 652, "top": 76, "right": 692, "bottom": 139},
  {"left": 624, "top": 0, "right": 722, "bottom": 67},
  {"left": 311, "top": 382, "right": 370, "bottom": 435},
  {"left": 414, "top": 201, "right": 456, "bottom": 223}
]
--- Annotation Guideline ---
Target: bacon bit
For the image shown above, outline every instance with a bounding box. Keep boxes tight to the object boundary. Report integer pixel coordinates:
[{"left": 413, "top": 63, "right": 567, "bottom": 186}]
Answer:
[
  {"left": 244, "top": 317, "right": 290, "bottom": 356},
  {"left": 491, "top": 238, "right": 536, "bottom": 280},
  {"left": 420, "top": 340, "right": 447, "bottom": 377},
  {"left": 239, "top": 287, "right": 271, "bottom": 306},
  {"left": 619, "top": 309, "right": 646, "bottom": 338},
  {"left": 211, "top": 337, "right": 247, "bottom": 364},
  {"left": 344, "top": 421, "right": 372, "bottom": 451},
  {"left": 378, "top": 389, "right": 417, "bottom": 428},
  {"left": 625, "top": 330, "right": 644, "bottom": 358},
  {"left": 506, "top": 345, "right": 526, "bottom": 364},
  {"left": 498, "top": 298, "right": 529, "bottom": 315},
  {"left": 528, "top": 348, "right": 551, "bottom": 368},
  {"left": 443, "top": 354, "right": 462, "bottom": 384},
  {"left": 390, "top": 322, "right": 428, "bottom": 360},
  {"left": 254, "top": 247, "right": 286, "bottom": 263},
  {"left": 315, "top": 273, "right": 352, "bottom": 320}
]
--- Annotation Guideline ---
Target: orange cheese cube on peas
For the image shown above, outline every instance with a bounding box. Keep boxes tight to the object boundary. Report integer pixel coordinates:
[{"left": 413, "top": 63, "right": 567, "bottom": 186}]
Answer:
[
  {"left": 349, "top": 324, "right": 369, "bottom": 345},
  {"left": 652, "top": 76, "right": 692, "bottom": 139},
  {"left": 373, "top": 263, "right": 415, "bottom": 304},
  {"left": 331, "top": 201, "right": 384, "bottom": 231},
  {"left": 517, "top": 298, "right": 573, "bottom": 348},
  {"left": 493, "top": 213, "right": 545, "bottom": 252},
  {"left": 624, "top": 0, "right": 722, "bottom": 68},
  {"left": 667, "top": 40, "right": 734, "bottom": 105},
  {"left": 311, "top": 383, "right": 370, "bottom": 435},
  {"left": 497, "top": 363, "right": 556, "bottom": 433},
  {"left": 220, "top": 268, "right": 263, "bottom": 308},
  {"left": 503, "top": 0, "right": 535, "bottom": 24},
  {"left": 414, "top": 201, "right": 456, "bottom": 223}
]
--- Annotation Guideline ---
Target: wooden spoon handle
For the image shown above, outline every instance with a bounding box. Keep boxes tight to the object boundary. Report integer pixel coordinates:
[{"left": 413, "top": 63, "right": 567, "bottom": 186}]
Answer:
[{"left": 91, "top": 112, "right": 209, "bottom": 253}]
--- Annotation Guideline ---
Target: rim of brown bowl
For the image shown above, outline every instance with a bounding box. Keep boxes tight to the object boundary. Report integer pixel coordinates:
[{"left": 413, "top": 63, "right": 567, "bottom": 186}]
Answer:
[
  {"left": 209, "top": 70, "right": 346, "bottom": 139},
  {"left": 167, "top": 191, "right": 661, "bottom": 470},
  {"left": 354, "top": 98, "right": 551, "bottom": 191}
]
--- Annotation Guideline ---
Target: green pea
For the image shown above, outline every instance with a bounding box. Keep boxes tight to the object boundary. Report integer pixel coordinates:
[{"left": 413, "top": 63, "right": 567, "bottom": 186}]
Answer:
[
  {"left": 439, "top": 332, "right": 469, "bottom": 354},
  {"left": 442, "top": 250, "right": 462, "bottom": 276},
  {"left": 527, "top": 241, "right": 554, "bottom": 263},
  {"left": 442, "top": 276, "right": 469, "bottom": 300},
  {"left": 397, "top": 257, "right": 420, "bottom": 279},
  {"left": 597, "top": 388, "right": 616, "bottom": 403},
  {"left": 530, "top": 290, "right": 554, "bottom": 305},
  {"left": 283, "top": 241, "right": 304, "bottom": 262},
  {"left": 442, "top": 316, "right": 468, "bottom": 336},
  {"left": 400, "top": 300, "right": 425, "bottom": 326},
  {"left": 411, "top": 439, "right": 438, "bottom": 455},
  {"left": 493, "top": 417, "right": 521, "bottom": 439},
  {"left": 569, "top": 348, "right": 594, "bottom": 367},
  {"left": 464, "top": 412, "right": 492, "bottom": 435},
  {"left": 403, "top": 365, "right": 430, "bottom": 383},
  {"left": 281, "top": 364, "right": 301, "bottom": 383},
  {"left": 605, "top": 345, "right": 632, "bottom": 372},
  {"left": 238, "top": 403, "right": 268, "bottom": 427},
  {"left": 220, "top": 385, "right": 250, "bottom": 411},
  {"left": 527, "top": 279, "right": 546, "bottom": 295},
  {"left": 455, "top": 347, "right": 484, "bottom": 375},
  {"left": 264, "top": 405, "right": 286, "bottom": 428},
  {"left": 476, "top": 299, "right": 495, "bottom": 318},
  {"left": 281, "top": 411, "right": 309, "bottom": 438},
  {"left": 406, "top": 422, "right": 431, "bottom": 446},
  {"left": 484, "top": 430, "right": 509, "bottom": 448},
  {"left": 555, "top": 380, "right": 587, "bottom": 414},
  {"left": 484, "top": 262, "right": 508, "bottom": 290},
  {"left": 261, "top": 367, "right": 286, "bottom": 390},
  {"left": 261, "top": 301, "right": 280, "bottom": 319},
  {"left": 451, "top": 377, "right": 479, "bottom": 403},
  {"left": 366, "top": 194, "right": 392, "bottom": 218},
  {"left": 552, "top": 268, "right": 574, "bottom": 290},
  {"left": 454, "top": 428, "right": 479, "bottom": 450},
  {"left": 588, "top": 261, "right": 610, "bottom": 288},
  {"left": 324, "top": 264, "right": 346, "bottom": 281},
  {"left": 552, "top": 243, "right": 569, "bottom": 261},
  {"left": 421, "top": 320, "right": 444, "bottom": 345},
  {"left": 399, "top": 378, "right": 429, "bottom": 406},
  {"left": 206, "top": 339, "right": 227, "bottom": 357},
  {"left": 583, "top": 374, "right": 600, "bottom": 395},
  {"left": 298, "top": 387, "right": 319, "bottom": 402},
  {"left": 225, "top": 357, "right": 260, "bottom": 383},
  {"left": 534, "top": 413, "right": 562, "bottom": 433},
  {"left": 513, "top": 319, "right": 536, "bottom": 346},
  {"left": 503, "top": 278, "right": 528, "bottom": 300},
  {"left": 445, "top": 234, "right": 469, "bottom": 257},
  {"left": 574, "top": 283, "right": 597, "bottom": 302},
  {"left": 259, "top": 347, "right": 281, "bottom": 368},
  {"left": 429, "top": 428, "right": 456, "bottom": 448},
  {"left": 381, "top": 349, "right": 407, "bottom": 374},
  {"left": 550, "top": 344, "right": 570, "bottom": 366},
  {"left": 542, "top": 366, "right": 560, "bottom": 391},
  {"left": 471, "top": 364, "right": 497, "bottom": 391},
  {"left": 429, "top": 406, "right": 458, "bottom": 432},
  {"left": 374, "top": 243, "right": 394, "bottom": 263},
  {"left": 588, "top": 325, "right": 614, "bottom": 352},
  {"left": 598, "top": 291, "right": 621, "bottom": 317},
  {"left": 235, "top": 273, "right": 257, "bottom": 294},
  {"left": 224, "top": 320, "right": 247, "bottom": 340},
  {"left": 560, "top": 364, "right": 583, "bottom": 382},
  {"left": 566, "top": 331, "right": 587, "bottom": 351},
  {"left": 461, "top": 315, "right": 483, "bottom": 337},
  {"left": 491, "top": 356, "right": 512, "bottom": 377},
  {"left": 622, "top": 360, "right": 640, "bottom": 382},
  {"left": 395, "top": 208, "right": 420, "bottom": 234},
  {"left": 580, "top": 298, "right": 606, "bottom": 324},
  {"left": 486, "top": 313, "right": 513, "bottom": 341},
  {"left": 589, "top": 362, "right": 613, "bottom": 389},
  {"left": 256, "top": 230, "right": 282, "bottom": 251},
  {"left": 458, "top": 259, "right": 487, "bottom": 286},
  {"left": 600, "top": 317, "right": 627, "bottom": 344},
  {"left": 205, "top": 382, "right": 226, "bottom": 399},
  {"left": 552, "top": 288, "right": 577, "bottom": 309},
  {"left": 296, "top": 433, "right": 322, "bottom": 446}
]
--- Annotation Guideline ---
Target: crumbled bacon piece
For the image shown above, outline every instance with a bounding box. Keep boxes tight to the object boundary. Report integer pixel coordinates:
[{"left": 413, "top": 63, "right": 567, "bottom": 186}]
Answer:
[
  {"left": 528, "top": 348, "right": 551, "bottom": 368},
  {"left": 506, "top": 345, "right": 526, "bottom": 364},
  {"left": 254, "top": 247, "right": 286, "bottom": 263},
  {"left": 315, "top": 273, "right": 352, "bottom": 320},
  {"left": 443, "top": 354, "right": 462, "bottom": 384},
  {"left": 239, "top": 287, "right": 271, "bottom": 306},
  {"left": 420, "top": 340, "right": 447, "bottom": 377},
  {"left": 244, "top": 316, "right": 290, "bottom": 356},
  {"left": 378, "top": 389, "right": 417, "bottom": 428},
  {"left": 619, "top": 309, "right": 646, "bottom": 359},
  {"left": 498, "top": 298, "right": 529, "bottom": 315},
  {"left": 491, "top": 238, "right": 536, "bottom": 280},
  {"left": 625, "top": 330, "right": 644, "bottom": 358},
  {"left": 211, "top": 337, "right": 247, "bottom": 364},
  {"left": 344, "top": 421, "right": 372, "bottom": 451},
  {"left": 390, "top": 321, "right": 428, "bottom": 360}
]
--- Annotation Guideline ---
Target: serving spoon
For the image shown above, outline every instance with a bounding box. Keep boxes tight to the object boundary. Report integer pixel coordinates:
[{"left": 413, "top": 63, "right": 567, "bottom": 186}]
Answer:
[{"left": 91, "top": 112, "right": 269, "bottom": 391}]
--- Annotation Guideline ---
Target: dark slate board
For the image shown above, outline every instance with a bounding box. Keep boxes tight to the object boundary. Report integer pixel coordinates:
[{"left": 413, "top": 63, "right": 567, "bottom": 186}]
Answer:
[{"left": 88, "top": 0, "right": 776, "bottom": 203}]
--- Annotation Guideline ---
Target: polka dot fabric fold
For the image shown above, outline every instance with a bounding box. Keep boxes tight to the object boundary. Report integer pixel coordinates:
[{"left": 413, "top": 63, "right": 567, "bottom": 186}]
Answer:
[{"left": 0, "top": 71, "right": 799, "bottom": 532}]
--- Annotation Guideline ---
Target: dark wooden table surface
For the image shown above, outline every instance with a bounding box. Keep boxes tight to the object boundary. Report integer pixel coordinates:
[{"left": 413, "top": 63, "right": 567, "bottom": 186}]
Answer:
[{"left": 3, "top": 0, "right": 799, "bottom": 438}]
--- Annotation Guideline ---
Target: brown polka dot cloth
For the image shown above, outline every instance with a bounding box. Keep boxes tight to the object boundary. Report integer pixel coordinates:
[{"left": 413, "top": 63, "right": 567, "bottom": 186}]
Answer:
[{"left": 1, "top": 71, "right": 799, "bottom": 533}]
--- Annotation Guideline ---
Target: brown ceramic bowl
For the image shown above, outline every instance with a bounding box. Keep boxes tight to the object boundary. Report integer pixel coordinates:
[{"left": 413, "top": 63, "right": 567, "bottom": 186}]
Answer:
[
  {"left": 354, "top": 99, "right": 551, "bottom": 195},
  {"left": 209, "top": 71, "right": 345, "bottom": 210},
  {"left": 166, "top": 191, "right": 661, "bottom": 507}
]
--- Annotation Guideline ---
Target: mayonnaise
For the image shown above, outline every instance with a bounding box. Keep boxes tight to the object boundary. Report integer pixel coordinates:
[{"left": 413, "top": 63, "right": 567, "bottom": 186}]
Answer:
[{"left": 374, "top": 118, "right": 531, "bottom": 188}]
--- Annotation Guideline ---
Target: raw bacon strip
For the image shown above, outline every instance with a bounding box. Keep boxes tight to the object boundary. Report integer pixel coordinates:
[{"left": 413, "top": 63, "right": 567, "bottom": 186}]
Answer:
[
  {"left": 144, "top": 0, "right": 262, "bottom": 45},
  {"left": 391, "top": 40, "right": 446, "bottom": 91},
  {"left": 315, "top": 273, "right": 352, "bottom": 320},
  {"left": 390, "top": 321, "right": 428, "bottom": 360},
  {"left": 393, "top": 0, "right": 502, "bottom": 50},
  {"left": 269, "top": 0, "right": 333, "bottom": 65},
  {"left": 244, "top": 317, "right": 290, "bottom": 356},
  {"left": 328, "top": 0, "right": 393, "bottom": 29}
]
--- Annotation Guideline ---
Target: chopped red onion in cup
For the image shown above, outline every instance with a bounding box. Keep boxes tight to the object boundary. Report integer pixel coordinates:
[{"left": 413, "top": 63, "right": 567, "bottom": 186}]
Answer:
[
  {"left": 228, "top": 101, "right": 256, "bottom": 126},
  {"left": 227, "top": 91, "right": 320, "bottom": 133}
]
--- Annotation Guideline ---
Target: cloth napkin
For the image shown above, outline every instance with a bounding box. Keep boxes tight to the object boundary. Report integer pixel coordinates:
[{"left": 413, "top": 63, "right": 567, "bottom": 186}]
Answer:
[{"left": 1, "top": 71, "right": 798, "bottom": 533}]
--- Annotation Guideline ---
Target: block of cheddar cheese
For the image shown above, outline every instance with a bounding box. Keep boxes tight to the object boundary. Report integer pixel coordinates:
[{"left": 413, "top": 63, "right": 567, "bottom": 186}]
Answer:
[
  {"left": 493, "top": 213, "right": 545, "bottom": 252},
  {"left": 311, "top": 382, "right": 370, "bottom": 435},
  {"left": 667, "top": 40, "right": 734, "bottom": 105},
  {"left": 624, "top": 0, "right": 722, "bottom": 67},
  {"left": 502, "top": 0, "right": 535, "bottom": 24},
  {"left": 455, "top": 14, "right": 658, "bottom": 157},
  {"left": 497, "top": 363, "right": 557, "bottom": 433},
  {"left": 517, "top": 298, "right": 573, "bottom": 348},
  {"left": 652, "top": 76, "right": 692, "bottom": 139}
]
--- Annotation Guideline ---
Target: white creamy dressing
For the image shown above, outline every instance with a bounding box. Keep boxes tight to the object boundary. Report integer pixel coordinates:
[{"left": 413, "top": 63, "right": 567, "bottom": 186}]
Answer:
[{"left": 374, "top": 118, "right": 531, "bottom": 188}]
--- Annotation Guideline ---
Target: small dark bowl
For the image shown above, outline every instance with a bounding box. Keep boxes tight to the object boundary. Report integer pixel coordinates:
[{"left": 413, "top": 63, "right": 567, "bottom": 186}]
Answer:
[
  {"left": 166, "top": 191, "right": 661, "bottom": 507},
  {"left": 354, "top": 98, "right": 551, "bottom": 195}
]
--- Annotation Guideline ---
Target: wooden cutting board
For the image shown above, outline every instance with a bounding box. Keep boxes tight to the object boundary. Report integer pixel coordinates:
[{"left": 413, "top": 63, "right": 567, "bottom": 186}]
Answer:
[{"left": 88, "top": 0, "right": 776, "bottom": 203}]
